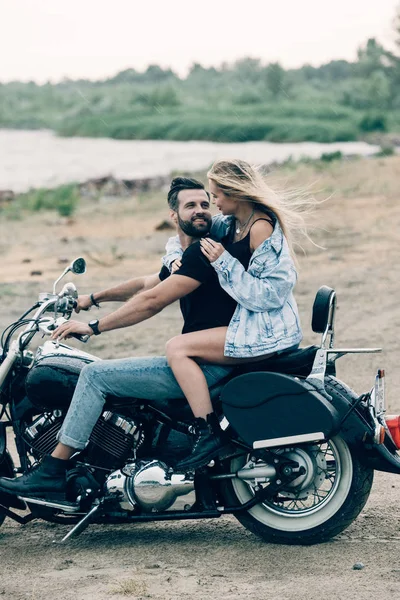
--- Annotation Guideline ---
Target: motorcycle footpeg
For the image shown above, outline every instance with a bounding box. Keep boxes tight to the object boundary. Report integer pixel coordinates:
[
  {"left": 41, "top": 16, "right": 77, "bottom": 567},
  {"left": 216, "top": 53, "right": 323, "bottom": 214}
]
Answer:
[{"left": 19, "top": 495, "right": 81, "bottom": 513}]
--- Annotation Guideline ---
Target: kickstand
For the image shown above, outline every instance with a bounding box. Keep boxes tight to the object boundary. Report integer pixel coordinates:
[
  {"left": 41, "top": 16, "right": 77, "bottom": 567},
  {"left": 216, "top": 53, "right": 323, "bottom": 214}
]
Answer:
[{"left": 57, "top": 499, "right": 102, "bottom": 543}]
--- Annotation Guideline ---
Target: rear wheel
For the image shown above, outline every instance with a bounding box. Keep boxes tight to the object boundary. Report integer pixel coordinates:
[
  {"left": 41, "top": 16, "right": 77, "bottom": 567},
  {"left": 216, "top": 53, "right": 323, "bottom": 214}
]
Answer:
[{"left": 222, "top": 378, "right": 374, "bottom": 545}]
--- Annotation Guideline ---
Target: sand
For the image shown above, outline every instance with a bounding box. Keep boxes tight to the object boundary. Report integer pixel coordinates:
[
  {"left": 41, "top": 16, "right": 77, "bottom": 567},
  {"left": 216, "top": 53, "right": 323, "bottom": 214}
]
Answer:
[{"left": 0, "top": 155, "right": 399, "bottom": 599}]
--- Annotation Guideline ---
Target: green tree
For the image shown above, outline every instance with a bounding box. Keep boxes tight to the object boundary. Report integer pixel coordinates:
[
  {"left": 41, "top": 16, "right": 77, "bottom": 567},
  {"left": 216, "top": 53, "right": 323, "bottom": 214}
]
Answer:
[
  {"left": 366, "top": 70, "right": 391, "bottom": 108},
  {"left": 390, "top": 4, "right": 400, "bottom": 93},
  {"left": 317, "top": 60, "right": 355, "bottom": 81},
  {"left": 232, "top": 57, "right": 262, "bottom": 84},
  {"left": 108, "top": 68, "right": 141, "bottom": 84},
  {"left": 186, "top": 63, "right": 221, "bottom": 88},
  {"left": 356, "top": 38, "right": 388, "bottom": 78},
  {"left": 264, "top": 62, "right": 285, "bottom": 98},
  {"left": 143, "top": 65, "right": 177, "bottom": 83}
]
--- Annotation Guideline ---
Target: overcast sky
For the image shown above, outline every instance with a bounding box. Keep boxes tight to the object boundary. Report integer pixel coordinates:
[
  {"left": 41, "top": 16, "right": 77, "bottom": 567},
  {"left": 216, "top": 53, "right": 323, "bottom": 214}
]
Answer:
[{"left": 1, "top": 0, "right": 399, "bottom": 82}]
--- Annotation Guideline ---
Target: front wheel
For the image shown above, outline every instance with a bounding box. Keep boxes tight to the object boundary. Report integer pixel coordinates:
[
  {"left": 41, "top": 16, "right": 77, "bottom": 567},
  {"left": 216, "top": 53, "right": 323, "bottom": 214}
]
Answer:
[
  {"left": 0, "top": 451, "right": 20, "bottom": 527},
  {"left": 222, "top": 434, "right": 373, "bottom": 545}
]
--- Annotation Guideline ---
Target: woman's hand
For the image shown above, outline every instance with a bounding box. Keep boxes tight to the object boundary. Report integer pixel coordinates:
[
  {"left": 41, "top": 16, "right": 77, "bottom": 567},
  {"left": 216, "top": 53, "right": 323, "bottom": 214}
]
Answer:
[
  {"left": 200, "top": 238, "right": 225, "bottom": 263},
  {"left": 51, "top": 320, "right": 92, "bottom": 341},
  {"left": 171, "top": 259, "right": 182, "bottom": 274}
]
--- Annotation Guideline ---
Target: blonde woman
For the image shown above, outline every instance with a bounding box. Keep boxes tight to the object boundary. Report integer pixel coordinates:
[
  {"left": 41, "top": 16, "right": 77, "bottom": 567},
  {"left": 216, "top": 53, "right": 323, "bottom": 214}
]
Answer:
[{"left": 164, "top": 159, "right": 309, "bottom": 471}]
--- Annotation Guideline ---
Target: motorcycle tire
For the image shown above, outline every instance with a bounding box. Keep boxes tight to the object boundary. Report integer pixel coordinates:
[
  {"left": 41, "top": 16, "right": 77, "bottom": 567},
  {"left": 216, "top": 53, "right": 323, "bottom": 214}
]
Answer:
[
  {"left": 221, "top": 376, "right": 374, "bottom": 545},
  {"left": 0, "top": 451, "right": 19, "bottom": 526}
]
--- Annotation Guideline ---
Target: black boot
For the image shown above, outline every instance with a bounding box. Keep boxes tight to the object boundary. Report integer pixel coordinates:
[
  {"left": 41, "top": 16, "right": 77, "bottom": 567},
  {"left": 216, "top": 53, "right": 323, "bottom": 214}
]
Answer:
[
  {"left": 176, "top": 413, "right": 227, "bottom": 472},
  {"left": 0, "top": 455, "right": 68, "bottom": 500}
]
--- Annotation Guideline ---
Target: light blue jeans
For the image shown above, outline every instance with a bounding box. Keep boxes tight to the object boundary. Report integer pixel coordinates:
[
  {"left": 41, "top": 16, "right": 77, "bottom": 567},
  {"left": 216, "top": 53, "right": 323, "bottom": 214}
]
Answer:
[{"left": 57, "top": 357, "right": 233, "bottom": 450}]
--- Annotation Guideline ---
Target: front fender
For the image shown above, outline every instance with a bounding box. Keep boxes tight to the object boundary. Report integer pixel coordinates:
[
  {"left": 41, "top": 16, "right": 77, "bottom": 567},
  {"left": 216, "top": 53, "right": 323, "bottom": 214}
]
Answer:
[{"left": 0, "top": 449, "right": 15, "bottom": 479}]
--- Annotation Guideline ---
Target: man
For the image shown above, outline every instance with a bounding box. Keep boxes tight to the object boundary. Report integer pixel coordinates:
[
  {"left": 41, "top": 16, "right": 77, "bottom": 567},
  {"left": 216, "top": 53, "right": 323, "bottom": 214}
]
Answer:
[{"left": 0, "top": 177, "right": 235, "bottom": 499}]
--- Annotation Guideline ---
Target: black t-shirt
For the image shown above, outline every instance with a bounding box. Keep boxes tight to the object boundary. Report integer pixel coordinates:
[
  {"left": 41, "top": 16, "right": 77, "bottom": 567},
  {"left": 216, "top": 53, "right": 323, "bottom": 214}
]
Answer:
[{"left": 159, "top": 240, "right": 237, "bottom": 334}]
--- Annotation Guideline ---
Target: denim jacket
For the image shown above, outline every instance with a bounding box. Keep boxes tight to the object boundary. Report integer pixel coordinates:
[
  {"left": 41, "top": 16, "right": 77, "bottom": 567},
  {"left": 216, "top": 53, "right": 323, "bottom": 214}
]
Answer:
[{"left": 163, "top": 215, "right": 302, "bottom": 358}]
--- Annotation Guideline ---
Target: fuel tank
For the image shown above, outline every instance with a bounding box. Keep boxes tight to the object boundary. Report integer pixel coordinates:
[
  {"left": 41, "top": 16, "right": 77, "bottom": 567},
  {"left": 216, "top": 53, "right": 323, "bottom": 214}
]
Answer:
[{"left": 25, "top": 341, "right": 99, "bottom": 410}]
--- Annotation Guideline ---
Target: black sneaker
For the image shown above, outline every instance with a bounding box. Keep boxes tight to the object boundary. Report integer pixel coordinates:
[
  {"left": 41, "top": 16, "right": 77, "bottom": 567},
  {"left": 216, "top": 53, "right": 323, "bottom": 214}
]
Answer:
[{"left": 0, "top": 455, "right": 68, "bottom": 500}]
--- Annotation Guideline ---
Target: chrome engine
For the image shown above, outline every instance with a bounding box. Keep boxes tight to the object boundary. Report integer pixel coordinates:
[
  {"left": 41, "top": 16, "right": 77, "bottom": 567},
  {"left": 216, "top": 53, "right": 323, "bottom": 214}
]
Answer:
[
  {"left": 25, "top": 414, "right": 195, "bottom": 513},
  {"left": 25, "top": 410, "right": 143, "bottom": 469},
  {"left": 25, "top": 412, "right": 64, "bottom": 456},
  {"left": 106, "top": 460, "right": 196, "bottom": 513}
]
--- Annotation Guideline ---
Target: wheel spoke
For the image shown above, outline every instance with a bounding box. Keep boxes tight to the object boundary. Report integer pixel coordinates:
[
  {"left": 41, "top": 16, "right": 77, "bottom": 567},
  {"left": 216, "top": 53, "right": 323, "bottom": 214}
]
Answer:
[{"left": 253, "top": 440, "right": 342, "bottom": 515}]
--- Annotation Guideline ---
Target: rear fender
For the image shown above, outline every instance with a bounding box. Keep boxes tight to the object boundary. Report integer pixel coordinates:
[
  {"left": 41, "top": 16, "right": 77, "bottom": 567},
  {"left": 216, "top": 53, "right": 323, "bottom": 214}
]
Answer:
[
  {"left": 321, "top": 379, "right": 400, "bottom": 474},
  {"left": 361, "top": 441, "right": 400, "bottom": 475},
  {"left": 325, "top": 385, "right": 374, "bottom": 446}
]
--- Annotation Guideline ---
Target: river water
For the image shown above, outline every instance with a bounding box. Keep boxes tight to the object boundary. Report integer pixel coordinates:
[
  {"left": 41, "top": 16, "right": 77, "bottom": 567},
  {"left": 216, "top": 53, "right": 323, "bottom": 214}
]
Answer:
[{"left": 0, "top": 129, "right": 381, "bottom": 193}]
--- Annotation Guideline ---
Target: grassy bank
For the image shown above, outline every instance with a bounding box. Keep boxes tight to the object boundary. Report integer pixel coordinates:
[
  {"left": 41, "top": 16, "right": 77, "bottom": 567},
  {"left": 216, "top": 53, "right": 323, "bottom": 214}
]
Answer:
[
  {"left": 56, "top": 105, "right": 362, "bottom": 143},
  {"left": 2, "top": 39, "right": 400, "bottom": 144}
]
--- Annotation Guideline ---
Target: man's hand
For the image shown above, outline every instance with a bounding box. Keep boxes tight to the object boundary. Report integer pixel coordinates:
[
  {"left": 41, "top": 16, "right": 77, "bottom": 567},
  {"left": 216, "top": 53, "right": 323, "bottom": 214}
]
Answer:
[
  {"left": 75, "top": 295, "right": 93, "bottom": 314},
  {"left": 200, "top": 238, "right": 225, "bottom": 263},
  {"left": 51, "top": 320, "right": 92, "bottom": 341}
]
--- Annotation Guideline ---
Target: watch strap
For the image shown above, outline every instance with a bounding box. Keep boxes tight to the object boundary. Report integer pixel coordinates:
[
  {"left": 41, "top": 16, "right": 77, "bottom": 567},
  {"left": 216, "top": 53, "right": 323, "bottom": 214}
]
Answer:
[
  {"left": 89, "top": 320, "right": 101, "bottom": 335},
  {"left": 90, "top": 293, "right": 100, "bottom": 308}
]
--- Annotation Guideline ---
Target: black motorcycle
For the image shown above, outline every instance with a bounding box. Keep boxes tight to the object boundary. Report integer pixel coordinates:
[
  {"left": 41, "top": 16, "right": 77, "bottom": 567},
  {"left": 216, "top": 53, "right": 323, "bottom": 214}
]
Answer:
[{"left": 1, "top": 258, "right": 400, "bottom": 544}]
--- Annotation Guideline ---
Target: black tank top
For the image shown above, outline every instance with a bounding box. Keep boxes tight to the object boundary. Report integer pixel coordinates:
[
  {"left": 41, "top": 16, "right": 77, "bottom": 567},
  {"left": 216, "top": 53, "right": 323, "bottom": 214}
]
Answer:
[{"left": 224, "top": 216, "right": 274, "bottom": 270}]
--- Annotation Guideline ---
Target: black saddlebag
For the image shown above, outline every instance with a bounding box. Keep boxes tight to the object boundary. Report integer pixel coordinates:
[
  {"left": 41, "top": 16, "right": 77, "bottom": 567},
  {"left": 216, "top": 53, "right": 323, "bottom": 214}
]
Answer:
[{"left": 221, "top": 372, "right": 339, "bottom": 449}]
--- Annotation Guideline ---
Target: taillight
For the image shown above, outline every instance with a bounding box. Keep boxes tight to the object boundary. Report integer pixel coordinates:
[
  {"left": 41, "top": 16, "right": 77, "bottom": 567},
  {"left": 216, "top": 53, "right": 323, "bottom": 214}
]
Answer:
[{"left": 385, "top": 415, "right": 400, "bottom": 449}]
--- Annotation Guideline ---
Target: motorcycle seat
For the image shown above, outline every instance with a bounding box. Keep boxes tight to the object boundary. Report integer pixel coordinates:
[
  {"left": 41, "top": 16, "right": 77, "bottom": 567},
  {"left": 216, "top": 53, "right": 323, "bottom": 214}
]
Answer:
[
  {"left": 232, "top": 345, "right": 323, "bottom": 378},
  {"left": 140, "top": 345, "right": 329, "bottom": 422}
]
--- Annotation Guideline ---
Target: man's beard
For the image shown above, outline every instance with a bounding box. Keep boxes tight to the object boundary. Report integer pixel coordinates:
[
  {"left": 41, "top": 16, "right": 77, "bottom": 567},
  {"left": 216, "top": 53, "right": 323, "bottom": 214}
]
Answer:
[{"left": 177, "top": 213, "right": 212, "bottom": 237}]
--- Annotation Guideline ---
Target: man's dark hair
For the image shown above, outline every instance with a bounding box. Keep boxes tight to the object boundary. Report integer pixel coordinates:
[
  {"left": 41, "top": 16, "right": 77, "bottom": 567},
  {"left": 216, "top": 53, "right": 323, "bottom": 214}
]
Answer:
[{"left": 167, "top": 177, "right": 209, "bottom": 212}]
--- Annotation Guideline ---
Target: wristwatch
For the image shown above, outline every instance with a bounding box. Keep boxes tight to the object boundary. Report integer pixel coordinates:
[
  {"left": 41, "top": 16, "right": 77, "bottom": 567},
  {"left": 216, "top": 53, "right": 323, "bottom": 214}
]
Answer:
[{"left": 88, "top": 319, "right": 101, "bottom": 336}]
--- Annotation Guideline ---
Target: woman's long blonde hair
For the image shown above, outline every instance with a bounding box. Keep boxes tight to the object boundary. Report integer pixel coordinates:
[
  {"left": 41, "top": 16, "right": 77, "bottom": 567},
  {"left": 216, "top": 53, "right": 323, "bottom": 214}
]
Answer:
[{"left": 207, "top": 159, "right": 315, "bottom": 259}]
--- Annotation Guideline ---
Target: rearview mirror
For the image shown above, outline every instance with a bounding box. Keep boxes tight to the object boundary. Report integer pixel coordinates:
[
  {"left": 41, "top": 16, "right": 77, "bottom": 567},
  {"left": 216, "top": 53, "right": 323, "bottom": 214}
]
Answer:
[
  {"left": 53, "top": 257, "right": 87, "bottom": 294},
  {"left": 70, "top": 257, "right": 86, "bottom": 275}
]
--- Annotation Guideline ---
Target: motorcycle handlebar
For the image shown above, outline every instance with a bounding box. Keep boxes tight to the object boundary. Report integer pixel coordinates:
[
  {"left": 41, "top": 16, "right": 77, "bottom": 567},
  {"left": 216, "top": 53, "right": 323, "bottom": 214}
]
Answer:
[
  {"left": 68, "top": 332, "right": 90, "bottom": 343},
  {"left": 56, "top": 296, "right": 76, "bottom": 315},
  {"left": 40, "top": 317, "right": 90, "bottom": 344}
]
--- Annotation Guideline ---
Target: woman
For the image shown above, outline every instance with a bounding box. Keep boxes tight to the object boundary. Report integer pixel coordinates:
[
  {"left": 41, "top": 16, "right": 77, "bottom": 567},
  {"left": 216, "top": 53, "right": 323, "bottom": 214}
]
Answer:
[{"left": 164, "top": 159, "right": 309, "bottom": 471}]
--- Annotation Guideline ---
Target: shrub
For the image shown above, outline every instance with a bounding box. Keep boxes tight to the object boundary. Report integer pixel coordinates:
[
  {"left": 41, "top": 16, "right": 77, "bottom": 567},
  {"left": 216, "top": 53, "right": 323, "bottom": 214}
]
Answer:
[
  {"left": 320, "top": 151, "right": 343, "bottom": 162},
  {"left": 375, "top": 145, "right": 395, "bottom": 157},
  {"left": 55, "top": 184, "right": 79, "bottom": 216},
  {"left": 359, "top": 113, "right": 387, "bottom": 132},
  {"left": 22, "top": 184, "right": 79, "bottom": 217}
]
